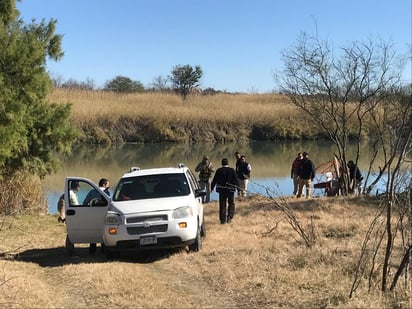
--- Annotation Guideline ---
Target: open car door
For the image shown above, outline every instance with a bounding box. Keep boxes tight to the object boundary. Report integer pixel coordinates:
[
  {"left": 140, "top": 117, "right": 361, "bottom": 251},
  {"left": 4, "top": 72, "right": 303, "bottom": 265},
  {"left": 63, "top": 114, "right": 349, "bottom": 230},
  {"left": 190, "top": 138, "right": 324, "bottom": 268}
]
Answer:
[{"left": 64, "top": 177, "right": 110, "bottom": 246}]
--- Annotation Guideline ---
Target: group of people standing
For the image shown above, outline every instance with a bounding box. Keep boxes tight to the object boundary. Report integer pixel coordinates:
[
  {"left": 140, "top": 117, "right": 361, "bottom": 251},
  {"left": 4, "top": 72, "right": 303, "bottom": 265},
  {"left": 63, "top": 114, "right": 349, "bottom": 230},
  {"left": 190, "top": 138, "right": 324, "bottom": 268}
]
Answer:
[
  {"left": 195, "top": 152, "right": 252, "bottom": 224},
  {"left": 291, "top": 152, "right": 363, "bottom": 197}
]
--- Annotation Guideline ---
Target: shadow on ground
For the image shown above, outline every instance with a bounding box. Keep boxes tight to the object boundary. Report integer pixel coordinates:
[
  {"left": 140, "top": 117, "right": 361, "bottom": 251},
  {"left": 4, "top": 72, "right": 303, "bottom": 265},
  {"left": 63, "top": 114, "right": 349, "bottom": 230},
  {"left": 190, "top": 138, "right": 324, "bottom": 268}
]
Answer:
[{"left": 1, "top": 246, "right": 181, "bottom": 267}]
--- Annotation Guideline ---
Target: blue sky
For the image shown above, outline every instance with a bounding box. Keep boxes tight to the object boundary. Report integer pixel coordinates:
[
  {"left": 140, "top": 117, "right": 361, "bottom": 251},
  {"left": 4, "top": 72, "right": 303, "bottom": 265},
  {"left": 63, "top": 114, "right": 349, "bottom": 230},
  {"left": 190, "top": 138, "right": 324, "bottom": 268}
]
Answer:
[{"left": 17, "top": 0, "right": 411, "bottom": 93}]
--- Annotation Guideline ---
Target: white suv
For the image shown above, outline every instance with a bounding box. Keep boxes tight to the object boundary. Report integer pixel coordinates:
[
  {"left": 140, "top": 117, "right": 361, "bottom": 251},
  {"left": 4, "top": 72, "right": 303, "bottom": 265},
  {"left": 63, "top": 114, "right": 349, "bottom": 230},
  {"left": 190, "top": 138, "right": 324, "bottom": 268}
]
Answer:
[{"left": 64, "top": 164, "right": 206, "bottom": 257}]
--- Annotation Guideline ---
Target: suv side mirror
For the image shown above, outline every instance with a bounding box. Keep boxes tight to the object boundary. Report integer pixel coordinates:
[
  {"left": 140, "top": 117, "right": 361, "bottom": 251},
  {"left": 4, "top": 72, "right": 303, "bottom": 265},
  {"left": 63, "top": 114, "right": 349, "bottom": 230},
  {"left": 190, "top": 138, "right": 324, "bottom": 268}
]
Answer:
[{"left": 195, "top": 188, "right": 207, "bottom": 198}]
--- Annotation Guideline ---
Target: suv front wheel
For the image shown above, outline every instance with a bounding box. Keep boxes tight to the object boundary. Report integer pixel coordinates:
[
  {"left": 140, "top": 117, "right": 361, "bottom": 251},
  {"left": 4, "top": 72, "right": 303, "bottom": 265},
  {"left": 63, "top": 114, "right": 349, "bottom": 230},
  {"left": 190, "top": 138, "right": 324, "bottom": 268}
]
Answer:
[
  {"left": 65, "top": 235, "right": 74, "bottom": 256},
  {"left": 188, "top": 221, "right": 202, "bottom": 252},
  {"left": 200, "top": 215, "right": 206, "bottom": 237}
]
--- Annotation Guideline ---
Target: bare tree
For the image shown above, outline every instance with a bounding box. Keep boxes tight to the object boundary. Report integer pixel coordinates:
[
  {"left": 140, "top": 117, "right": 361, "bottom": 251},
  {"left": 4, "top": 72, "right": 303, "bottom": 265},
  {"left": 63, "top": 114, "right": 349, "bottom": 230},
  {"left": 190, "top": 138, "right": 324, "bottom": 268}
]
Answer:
[
  {"left": 151, "top": 75, "right": 170, "bottom": 92},
  {"left": 278, "top": 32, "right": 411, "bottom": 295},
  {"left": 378, "top": 92, "right": 411, "bottom": 291},
  {"left": 277, "top": 33, "right": 404, "bottom": 194},
  {"left": 61, "top": 77, "right": 95, "bottom": 90}
]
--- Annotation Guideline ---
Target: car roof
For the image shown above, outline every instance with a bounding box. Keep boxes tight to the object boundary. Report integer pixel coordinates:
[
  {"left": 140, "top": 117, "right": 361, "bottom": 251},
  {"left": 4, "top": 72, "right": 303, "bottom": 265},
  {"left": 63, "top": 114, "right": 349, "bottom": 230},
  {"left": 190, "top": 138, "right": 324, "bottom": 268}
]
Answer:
[{"left": 121, "top": 165, "right": 188, "bottom": 179}]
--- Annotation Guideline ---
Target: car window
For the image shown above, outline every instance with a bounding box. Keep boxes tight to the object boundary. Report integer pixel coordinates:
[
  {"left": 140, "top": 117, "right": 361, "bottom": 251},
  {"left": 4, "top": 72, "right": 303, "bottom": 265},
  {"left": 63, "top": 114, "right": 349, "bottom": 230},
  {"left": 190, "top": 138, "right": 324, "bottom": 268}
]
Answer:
[
  {"left": 68, "top": 180, "right": 108, "bottom": 207},
  {"left": 113, "top": 173, "right": 190, "bottom": 201}
]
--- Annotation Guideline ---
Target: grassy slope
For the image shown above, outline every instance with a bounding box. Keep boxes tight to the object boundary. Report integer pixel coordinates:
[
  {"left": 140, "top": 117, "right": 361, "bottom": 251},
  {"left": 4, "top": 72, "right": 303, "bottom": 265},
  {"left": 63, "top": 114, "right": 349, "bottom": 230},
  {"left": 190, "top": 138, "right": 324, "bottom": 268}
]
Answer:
[
  {"left": 48, "top": 89, "right": 337, "bottom": 143},
  {"left": 0, "top": 195, "right": 409, "bottom": 308}
]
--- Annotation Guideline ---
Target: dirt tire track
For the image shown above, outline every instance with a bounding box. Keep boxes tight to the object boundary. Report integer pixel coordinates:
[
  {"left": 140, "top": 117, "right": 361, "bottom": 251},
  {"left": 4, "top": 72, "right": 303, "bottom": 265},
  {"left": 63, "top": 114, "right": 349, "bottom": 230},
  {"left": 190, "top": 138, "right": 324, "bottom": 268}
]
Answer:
[
  {"left": 143, "top": 261, "right": 237, "bottom": 308},
  {"left": 11, "top": 245, "right": 236, "bottom": 308}
]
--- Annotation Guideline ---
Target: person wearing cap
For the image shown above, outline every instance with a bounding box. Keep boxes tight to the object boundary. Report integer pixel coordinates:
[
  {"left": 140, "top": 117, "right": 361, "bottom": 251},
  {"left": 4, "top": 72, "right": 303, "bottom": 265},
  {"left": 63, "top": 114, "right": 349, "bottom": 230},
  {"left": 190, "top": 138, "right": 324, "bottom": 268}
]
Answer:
[
  {"left": 296, "top": 152, "right": 316, "bottom": 198},
  {"left": 211, "top": 158, "right": 239, "bottom": 224},
  {"left": 195, "top": 155, "right": 215, "bottom": 203}
]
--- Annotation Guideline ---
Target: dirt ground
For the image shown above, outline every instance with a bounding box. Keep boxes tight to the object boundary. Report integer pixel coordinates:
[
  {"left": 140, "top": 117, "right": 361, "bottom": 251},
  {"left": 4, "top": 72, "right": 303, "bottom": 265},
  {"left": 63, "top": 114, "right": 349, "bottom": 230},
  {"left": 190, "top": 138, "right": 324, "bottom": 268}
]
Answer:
[
  {"left": 0, "top": 196, "right": 410, "bottom": 308},
  {"left": 0, "top": 204, "right": 236, "bottom": 308}
]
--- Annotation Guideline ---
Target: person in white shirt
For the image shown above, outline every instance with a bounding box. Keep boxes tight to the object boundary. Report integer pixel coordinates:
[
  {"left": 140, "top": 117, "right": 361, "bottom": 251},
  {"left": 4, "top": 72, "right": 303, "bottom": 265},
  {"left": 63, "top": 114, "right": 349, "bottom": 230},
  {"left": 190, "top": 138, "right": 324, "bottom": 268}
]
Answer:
[{"left": 69, "top": 181, "right": 80, "bottom": 205}]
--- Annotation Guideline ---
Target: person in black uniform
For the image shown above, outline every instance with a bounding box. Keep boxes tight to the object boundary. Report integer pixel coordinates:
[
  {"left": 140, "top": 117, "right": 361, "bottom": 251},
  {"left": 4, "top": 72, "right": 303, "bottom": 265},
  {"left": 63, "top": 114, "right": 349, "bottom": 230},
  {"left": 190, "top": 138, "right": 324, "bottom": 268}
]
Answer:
[{"left": 211, "top": 158, "right": 239, "bottom": 224}]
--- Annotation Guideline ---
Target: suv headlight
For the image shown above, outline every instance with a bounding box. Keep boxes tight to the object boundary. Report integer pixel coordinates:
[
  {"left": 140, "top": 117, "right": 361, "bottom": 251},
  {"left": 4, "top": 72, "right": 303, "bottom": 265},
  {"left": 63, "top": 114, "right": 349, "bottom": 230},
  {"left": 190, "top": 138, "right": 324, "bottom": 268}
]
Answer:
[
  {"left": 172, "top": 206, "right": 193, "bottom": 219},
  {"left": 106, "top": 212, "right": 122, "bottom": 225}
]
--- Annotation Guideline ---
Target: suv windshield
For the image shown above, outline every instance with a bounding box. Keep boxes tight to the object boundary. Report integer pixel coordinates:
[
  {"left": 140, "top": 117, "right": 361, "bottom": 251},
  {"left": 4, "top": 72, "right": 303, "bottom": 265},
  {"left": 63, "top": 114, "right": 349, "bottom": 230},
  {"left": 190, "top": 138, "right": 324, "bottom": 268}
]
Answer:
[{"left": 113, "top": 173, "right": 191, "bottom": 201}]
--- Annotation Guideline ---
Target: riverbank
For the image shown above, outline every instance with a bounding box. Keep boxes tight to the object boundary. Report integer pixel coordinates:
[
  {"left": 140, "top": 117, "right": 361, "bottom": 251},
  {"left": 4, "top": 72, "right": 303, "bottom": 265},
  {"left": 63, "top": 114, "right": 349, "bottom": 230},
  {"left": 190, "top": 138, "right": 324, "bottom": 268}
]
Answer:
[
  {"left": 0, "top": 195, "right": 408, "bottom": 308},
  {"left": 48, "top": 89, "right": 362, "bottom": 144}
]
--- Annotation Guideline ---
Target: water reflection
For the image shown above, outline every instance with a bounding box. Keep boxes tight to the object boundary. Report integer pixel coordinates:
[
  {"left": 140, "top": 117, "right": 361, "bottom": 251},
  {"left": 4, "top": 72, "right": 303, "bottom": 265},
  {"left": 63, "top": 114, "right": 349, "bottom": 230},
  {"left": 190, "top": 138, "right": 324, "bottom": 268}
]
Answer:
[{"left": 44, "top": 140, "right": 376, "bottom": 213}]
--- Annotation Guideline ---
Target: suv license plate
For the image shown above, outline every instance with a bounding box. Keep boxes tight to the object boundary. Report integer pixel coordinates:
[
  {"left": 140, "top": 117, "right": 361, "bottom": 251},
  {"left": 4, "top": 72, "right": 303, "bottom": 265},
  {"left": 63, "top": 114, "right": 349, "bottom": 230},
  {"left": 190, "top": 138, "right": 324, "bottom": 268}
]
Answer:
[{"left": 140, "top": 236, "right": 157, "bottom": 245}]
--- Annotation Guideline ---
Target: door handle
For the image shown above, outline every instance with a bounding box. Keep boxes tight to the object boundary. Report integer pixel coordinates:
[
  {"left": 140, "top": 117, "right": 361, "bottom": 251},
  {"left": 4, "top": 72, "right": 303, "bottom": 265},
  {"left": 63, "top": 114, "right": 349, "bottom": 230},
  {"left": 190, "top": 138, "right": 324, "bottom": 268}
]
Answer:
[{"left": 66, "top": 209, "right": 76, "bottom": 216}]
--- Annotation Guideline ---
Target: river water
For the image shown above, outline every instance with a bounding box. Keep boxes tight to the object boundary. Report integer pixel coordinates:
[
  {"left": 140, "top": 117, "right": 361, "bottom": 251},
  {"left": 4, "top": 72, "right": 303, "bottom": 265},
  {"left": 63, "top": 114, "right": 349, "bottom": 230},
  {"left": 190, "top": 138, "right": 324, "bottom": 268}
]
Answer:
[{"left": 44, "top": 140, "right": 380, "bottom": 214}]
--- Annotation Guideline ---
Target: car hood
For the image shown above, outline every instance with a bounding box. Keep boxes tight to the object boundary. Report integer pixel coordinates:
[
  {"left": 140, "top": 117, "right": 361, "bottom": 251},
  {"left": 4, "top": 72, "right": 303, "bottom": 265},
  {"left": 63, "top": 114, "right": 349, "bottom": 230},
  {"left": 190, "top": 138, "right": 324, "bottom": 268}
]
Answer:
[{"left": 110, "top": 196, "right": 193, "bottom": 215}]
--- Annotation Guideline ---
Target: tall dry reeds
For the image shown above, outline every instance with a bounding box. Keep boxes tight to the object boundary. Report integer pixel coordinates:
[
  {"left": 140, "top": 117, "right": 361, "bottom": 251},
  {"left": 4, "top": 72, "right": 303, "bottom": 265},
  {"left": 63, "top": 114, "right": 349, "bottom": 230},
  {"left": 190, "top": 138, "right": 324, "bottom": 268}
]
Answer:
[
  {"left": 49, "top": 88, "right": 374, "bottom": 143},
  {"left": 0, "top": 172, "right": 47, "bottom": 215},
  {"left": 48, "top": 88, "right": 294, "bottom": 123},
  {"left": 48, "top": 89, "right": 309, "bottom": 143}
]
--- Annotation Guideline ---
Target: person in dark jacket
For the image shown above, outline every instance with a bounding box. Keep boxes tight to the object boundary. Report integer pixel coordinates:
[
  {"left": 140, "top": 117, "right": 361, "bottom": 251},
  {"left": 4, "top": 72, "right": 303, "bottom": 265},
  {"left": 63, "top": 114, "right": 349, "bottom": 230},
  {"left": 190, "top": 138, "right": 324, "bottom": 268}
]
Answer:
[
  {"left": 296, "top": 152, "right": 316, "bottom": 198},
  {"left": 236, "top": 155, "right": 252, "bottom": 197},
  {"left": 211, "top": 158, "right": 239, "bottom": 224},
  {"left": 347, "top": 160, "right": 363, "bottom": 194},
  {"left": 234, "top": 151, "right": 242, "bottom": 172},
  {"left": 291, "top": 152, "right": 303, "bottom": 196}
]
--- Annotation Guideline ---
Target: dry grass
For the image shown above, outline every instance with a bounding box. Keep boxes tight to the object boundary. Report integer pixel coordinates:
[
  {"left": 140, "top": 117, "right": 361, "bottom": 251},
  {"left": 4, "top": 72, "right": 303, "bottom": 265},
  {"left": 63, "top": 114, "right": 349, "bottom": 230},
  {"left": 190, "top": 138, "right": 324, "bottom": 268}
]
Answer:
[
  {"left": 47, "top": 89, "right": 375, "bottom": 143},
  {"left": 0, "top": 195, "right": 410, "bottom": 308},
  {"left": 0, "top": 172, "right": 47, "bottom": 215},
  {"left": 48, "top": 88, "right": 294, "bottom": 123},
  {"left": 48, "top": 89, "right": 306, "bottom": 143}
]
